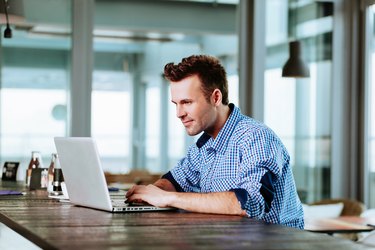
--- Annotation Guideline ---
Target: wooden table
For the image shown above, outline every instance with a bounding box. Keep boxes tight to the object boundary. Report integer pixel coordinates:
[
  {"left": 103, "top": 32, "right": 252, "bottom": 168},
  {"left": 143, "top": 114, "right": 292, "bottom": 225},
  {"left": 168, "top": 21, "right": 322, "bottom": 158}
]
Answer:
[
  {"left": 0, "top": 181, "right": 372, "bottom": 250},
  {"left": 305, "top": 216, "right": 375, "bottom": 234},
  {"left": 338, "top": 216, "right": 375, "bottom": 227}
]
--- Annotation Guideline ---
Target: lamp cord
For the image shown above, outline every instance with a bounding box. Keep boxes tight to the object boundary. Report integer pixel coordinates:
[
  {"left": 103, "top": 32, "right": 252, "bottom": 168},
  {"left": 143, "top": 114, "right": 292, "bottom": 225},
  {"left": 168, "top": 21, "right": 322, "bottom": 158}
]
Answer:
[{"left": 3, "top": 0, "right": 10, "bottom": 28}]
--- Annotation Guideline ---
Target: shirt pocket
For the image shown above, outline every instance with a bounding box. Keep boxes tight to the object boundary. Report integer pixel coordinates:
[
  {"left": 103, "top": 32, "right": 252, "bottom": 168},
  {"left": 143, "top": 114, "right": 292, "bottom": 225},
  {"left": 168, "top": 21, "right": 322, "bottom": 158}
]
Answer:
[
  {"left": 213, "top": 152, "right": 239, "bottom": 178},
  {"left": 211, "top": 164, "right": 239, "bottom": 191}
]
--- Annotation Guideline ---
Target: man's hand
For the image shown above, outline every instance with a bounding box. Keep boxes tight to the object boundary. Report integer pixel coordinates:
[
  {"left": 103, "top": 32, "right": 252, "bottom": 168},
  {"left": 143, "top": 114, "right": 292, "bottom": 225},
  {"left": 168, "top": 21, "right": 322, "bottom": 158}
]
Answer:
[
  {"left": 126, "top": 184, "right": 175, "bottom": 208},
  {"left": 126, "top": 183, "right": 246, "bottom": 216}
]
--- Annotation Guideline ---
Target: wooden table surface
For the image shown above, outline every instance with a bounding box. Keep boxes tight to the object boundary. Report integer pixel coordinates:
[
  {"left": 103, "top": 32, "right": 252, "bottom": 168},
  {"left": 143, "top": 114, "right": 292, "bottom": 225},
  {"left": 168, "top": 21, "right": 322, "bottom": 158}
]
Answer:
[
  {"left": 338, "top": 216, "right": 375, "bottom": 227},
  {"left": 305, "top": 216, "right": 375, "bottom": 234},
  {"left": 0, "top": 181, "right": 373, "bottom": 250}
]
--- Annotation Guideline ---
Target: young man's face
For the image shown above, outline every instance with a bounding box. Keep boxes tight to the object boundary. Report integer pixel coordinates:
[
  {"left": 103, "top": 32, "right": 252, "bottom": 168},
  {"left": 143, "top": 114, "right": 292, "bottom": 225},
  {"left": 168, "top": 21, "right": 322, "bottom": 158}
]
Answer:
[{"left": 170, "top": 75, "right": 217, "bottom": 136}]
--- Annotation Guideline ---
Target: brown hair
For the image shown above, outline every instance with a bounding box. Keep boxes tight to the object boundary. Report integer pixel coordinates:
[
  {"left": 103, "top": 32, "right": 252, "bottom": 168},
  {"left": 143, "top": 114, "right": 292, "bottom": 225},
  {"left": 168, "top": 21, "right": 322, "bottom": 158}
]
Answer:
[{"left": 164, "top": 55, "right": 229, "bottom": 105}]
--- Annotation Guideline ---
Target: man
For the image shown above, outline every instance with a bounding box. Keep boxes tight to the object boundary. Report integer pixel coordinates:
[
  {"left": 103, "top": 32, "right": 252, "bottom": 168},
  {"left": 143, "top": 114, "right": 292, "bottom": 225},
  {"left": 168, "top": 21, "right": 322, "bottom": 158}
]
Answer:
[{"left": 126, "top": 55, "right": 304, "bottom": 229}]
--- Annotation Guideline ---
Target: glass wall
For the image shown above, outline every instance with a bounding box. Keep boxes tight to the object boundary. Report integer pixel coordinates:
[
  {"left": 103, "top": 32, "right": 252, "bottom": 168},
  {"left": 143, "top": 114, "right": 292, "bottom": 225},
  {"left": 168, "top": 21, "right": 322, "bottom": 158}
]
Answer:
[
  {"left": 91, "top": 0, "right": 239, "bottom": 174},
  {"left": 365, "top": 4, "right": 375, "bottom": 208},
  {"left": 264, "top": 0, "right": 333, "bottom": 203},
  {"left": 0, "top": 0, "right": 71, "bottom": 180},
  {"left": 0, "top": 0, "right": 244, "bottom": 184},
  {"left": 91, "top": 69, "right": 131, "bottom": 173},
  {"left": 145, "top": 85, "right": 161, "bottom": 172},
  {"left": 0, "top": 0, "right": 239, "bottom": 179}
]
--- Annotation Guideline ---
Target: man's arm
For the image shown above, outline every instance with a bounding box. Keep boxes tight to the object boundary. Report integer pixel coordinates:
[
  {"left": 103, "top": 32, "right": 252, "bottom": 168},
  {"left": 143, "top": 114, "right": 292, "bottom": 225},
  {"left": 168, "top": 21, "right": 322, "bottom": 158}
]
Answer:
[
  {"left": 153, "top": 178, "right": 176, "bottom": 192},
  {"left": 169, "top": 190, "right": 246, "bottom": 216},
  {"left": 125, "top": 184, "right": 246, "bottom": 216}
]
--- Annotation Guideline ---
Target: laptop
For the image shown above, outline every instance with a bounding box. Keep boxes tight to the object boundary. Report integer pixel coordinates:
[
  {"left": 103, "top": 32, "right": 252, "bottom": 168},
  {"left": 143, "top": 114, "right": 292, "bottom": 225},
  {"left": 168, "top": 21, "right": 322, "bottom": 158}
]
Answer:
[{"left": 54, "top": 137, "right": 173, "bottom": 213}]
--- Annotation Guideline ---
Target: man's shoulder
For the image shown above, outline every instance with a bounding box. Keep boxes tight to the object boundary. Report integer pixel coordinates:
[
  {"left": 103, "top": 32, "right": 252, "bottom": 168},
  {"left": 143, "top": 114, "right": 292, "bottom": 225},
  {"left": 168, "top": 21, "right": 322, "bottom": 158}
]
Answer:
[
  {"left": 224, "top": 104, "right": 268, "bottom": 139},
  {"left": 233, "top": 115, "right": 273, "bottom": 137},
  {"left": 232, "top": 116, "right": 286, "bottom": 149}
]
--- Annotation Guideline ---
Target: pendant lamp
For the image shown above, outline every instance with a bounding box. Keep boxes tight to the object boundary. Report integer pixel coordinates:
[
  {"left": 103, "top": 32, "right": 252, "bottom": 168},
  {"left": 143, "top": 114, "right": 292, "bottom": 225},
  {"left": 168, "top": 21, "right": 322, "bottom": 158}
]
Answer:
[
  {"left": 0, "top": 0, "right": 24, "bottom": 39},
  {"left": 282, "top": 40, "right": 310, "bottom": 78},
  {"left": 2, "top": 0, "right": 11, "bottom": 38}
]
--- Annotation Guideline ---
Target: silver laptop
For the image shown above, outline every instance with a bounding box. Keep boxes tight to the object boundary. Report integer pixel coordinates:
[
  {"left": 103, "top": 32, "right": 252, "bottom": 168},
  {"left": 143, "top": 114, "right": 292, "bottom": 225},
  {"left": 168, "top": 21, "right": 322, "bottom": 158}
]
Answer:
[{"left": 54, "top": 137, "right": 173, "bottom": 213}]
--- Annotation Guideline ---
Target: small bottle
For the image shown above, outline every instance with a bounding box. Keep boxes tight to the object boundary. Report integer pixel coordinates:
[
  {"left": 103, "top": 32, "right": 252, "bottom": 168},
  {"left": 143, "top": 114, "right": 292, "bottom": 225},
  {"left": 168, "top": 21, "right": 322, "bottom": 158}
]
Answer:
[
  {"left": 47, "top": 153, "right": 57, "bottom": 193},
  {"left": 52, "top": 158, "right": 64, "bottom": 196},
  {"left": 26, "top": 151, "right": 42, "bottom": 187}
]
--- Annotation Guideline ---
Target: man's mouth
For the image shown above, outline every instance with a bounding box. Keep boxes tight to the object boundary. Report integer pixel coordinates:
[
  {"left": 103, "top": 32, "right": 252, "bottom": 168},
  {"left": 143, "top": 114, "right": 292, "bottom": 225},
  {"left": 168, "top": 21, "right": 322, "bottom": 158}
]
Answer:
[{"left": 182, "top": 120, "right": 193, "bottom": 126}]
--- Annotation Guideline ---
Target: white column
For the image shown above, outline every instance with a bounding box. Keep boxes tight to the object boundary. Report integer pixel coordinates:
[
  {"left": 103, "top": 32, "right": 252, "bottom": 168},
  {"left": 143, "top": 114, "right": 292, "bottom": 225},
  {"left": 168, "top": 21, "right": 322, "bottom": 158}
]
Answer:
[
  {"left": 238, "top": 0, "right": 266, "bottom": 120},
  {"left": 69, "top": 0, "right": 94, "bottom": 137}
]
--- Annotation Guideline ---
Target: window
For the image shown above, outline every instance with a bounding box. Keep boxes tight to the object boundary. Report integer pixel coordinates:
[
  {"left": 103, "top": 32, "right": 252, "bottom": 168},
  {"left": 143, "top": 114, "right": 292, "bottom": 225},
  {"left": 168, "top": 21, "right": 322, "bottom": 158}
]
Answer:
[
  {"left": 364, "top": 4, "right": 375, "bottom": 208},
  {"left": 0, "top": 0, "right": 239, "bottom": 180},
  {"left": 264, "top": 0, "right": 333, "bottom": 203},
  {"left": 91, "top": 70, "right": 131, "bottom": 173},
  {"left": 0, "top": 0, "right": 71, "bottom": 180},
  {"left": 145, "top": 86, "right": 161, "bottom": 172},
  {"left": 92, "top": 0, "right": 239, "bottom": 174}
]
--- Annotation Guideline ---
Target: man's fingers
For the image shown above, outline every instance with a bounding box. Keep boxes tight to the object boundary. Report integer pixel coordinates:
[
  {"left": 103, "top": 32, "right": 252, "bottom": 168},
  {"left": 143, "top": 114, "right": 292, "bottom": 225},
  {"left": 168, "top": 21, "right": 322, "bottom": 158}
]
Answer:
[
  {"left": 126, "top": 185, "right": 144, "bottom": 198},
  {"left": 126, "top": 185, "right": 147, "bottom": 201},
  {"left": 126, "top": 194, "right": 144, "bottom": 203},
  {"left": 125, "top": 187, "right": 135, "bottom": 198}
]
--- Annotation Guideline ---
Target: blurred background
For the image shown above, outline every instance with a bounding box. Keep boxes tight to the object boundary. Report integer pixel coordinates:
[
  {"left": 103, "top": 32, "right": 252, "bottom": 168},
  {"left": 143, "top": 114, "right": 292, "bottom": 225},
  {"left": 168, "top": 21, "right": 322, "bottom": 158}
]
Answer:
[{"left": 0, "top": 0, "right": 373, "bottom": 209}]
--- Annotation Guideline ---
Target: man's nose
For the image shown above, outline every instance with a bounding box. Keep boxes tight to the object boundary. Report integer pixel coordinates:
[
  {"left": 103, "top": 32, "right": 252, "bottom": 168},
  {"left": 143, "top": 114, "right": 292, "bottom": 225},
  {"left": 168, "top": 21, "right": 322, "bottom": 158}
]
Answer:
[{"left": 176, "top": 105, "right": 186, "bottom": 118}]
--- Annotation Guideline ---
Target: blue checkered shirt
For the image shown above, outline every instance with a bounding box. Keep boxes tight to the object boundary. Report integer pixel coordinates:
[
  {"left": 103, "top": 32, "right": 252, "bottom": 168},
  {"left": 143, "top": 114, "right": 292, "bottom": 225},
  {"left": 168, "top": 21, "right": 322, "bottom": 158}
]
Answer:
[{"left": 167, "top": 104, "right": 304, "bottom": 229}]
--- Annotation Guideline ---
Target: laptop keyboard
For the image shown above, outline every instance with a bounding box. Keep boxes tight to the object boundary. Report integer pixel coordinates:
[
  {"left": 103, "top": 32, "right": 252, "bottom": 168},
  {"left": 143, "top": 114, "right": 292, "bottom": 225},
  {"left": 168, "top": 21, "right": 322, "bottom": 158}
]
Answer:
[{"left": 112, "top": 200, "right": 126, "bottom": 206}]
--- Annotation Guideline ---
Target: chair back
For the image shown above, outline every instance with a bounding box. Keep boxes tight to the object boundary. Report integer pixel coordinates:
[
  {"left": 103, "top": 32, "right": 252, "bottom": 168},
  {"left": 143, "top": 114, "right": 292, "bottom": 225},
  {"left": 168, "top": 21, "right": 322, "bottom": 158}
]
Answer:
[{"left": 311, "top": 199, "right": 365, "bottom": 216}]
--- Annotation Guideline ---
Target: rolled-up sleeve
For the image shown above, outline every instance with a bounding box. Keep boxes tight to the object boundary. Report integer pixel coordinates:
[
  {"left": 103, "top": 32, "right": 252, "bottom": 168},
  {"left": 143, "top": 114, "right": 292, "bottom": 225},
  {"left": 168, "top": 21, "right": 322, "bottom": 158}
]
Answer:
[{"left": 235, "top": 129, "right": 283, "bottom": 219}]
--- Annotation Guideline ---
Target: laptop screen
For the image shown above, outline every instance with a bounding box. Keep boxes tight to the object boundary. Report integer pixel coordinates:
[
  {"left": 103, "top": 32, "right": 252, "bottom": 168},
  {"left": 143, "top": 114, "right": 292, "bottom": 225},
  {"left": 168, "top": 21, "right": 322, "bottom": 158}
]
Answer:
[{"left": 54, "top": 137, "right": 113, "bottom": 211}]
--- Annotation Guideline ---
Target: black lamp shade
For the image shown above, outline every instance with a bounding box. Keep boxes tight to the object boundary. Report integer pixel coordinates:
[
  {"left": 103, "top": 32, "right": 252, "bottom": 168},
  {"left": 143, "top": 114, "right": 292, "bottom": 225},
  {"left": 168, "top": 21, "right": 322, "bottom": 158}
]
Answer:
[
  {"left": 282, "top": 41, "right": 310, "bottom": 78},
  {"left": 4, "top": 26, "right": 12, "bottom": 38}
]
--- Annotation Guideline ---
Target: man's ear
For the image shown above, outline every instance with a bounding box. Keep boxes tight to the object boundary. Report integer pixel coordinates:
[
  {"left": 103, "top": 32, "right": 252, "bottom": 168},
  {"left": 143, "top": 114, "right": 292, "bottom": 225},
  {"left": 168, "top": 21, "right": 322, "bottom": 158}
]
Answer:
[{"left": 211, "top": 89, "right": 222, "bottom": 106}]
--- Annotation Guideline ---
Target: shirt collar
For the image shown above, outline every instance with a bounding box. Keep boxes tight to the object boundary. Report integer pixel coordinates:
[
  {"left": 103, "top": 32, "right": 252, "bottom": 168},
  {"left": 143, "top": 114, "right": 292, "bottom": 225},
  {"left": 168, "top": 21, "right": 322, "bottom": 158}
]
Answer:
[{"left": 196, "top": 103, "right": 242, "bottom": 154}]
